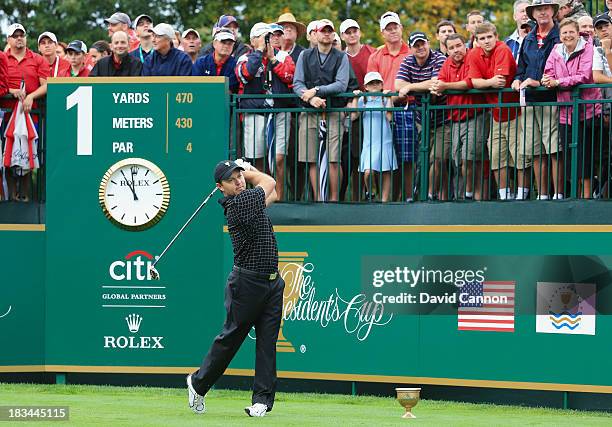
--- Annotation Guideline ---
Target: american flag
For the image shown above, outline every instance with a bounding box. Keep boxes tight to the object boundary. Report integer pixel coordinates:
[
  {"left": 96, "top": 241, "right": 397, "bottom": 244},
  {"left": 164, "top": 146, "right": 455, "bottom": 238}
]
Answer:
[{"left": 457, "top": 281, "right": 515, "bottom": 332}]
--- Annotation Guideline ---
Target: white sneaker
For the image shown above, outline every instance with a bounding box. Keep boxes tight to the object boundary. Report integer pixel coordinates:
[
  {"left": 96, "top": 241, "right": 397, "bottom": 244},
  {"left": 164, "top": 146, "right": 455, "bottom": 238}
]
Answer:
[
  {"left": 186, "top": 374, "right": 205, "bottom": 414},
  {"left": 244, "top": 402, "right": 268, "bottom": 417}
]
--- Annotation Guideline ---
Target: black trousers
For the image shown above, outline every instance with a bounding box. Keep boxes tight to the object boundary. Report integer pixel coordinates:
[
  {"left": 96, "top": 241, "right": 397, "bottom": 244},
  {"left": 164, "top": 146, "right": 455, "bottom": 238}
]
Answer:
[{"left": 191, "top": 267, "right": 285, "bottom": 410}]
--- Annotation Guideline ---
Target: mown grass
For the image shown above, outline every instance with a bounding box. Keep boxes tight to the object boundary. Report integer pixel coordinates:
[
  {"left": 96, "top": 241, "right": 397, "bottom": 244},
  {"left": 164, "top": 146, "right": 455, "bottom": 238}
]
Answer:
[{"left": 0, "top": 383, "right": 610, "bottom": 426}]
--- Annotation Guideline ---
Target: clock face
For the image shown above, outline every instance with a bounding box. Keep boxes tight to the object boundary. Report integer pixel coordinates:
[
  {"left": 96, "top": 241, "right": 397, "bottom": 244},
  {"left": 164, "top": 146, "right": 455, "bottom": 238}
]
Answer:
[{"left": 99, "top": 158, "right": 170, "bottom": 231}]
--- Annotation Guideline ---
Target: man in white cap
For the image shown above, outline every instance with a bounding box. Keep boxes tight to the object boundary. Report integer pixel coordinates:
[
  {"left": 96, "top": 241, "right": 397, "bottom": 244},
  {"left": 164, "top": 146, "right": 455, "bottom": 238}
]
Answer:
[
  {"left": 104, "top": 11, "right": 140, "bottom": 51},
  {"left": 199, "top": 15, "right": 250, "bottom": 59},
  {"left": 38, "top": 31, "right": 70, "bottom": 77},
  {"left": 367, "top": 11, "right": 412, "bottom": 201},
  {"left": 306, "top": 20, "right": 319, "bottom": 48},
  {"left": 293, "top": 19, "right": 349, "bottom": 201},
  {"left": 142, "top": 23, "right": 192, "bottom": 76},
  {"left": 181, "top": 28, "right": 202, "bottom": 63},
  {"left": 130, "top": 14, "right": 154, "bottom": 63},
  {"left": 192, "top": 29, "right": 238, "bottom": 92},
  {"left": 236, "top": 23, "right": 296, "bottom": 200},
  {"left": 3, "top": 23, "right": 48, "bottom": 202},
  {"left": 340, "top": 19, "right": 374, "bottom": 90}
]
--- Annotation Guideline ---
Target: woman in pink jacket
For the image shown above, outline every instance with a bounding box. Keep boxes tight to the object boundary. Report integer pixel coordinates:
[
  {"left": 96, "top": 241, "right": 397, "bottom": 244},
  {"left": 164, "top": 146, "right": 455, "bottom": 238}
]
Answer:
[{"left": 542, "top": 18, "right": 602, "bottom": 199}]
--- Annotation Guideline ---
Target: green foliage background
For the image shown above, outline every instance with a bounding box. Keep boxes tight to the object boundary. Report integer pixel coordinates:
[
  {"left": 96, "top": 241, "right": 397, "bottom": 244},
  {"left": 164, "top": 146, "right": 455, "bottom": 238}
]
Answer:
[{"left": 0, "top": 0, "right": 520, "bottom": 49}]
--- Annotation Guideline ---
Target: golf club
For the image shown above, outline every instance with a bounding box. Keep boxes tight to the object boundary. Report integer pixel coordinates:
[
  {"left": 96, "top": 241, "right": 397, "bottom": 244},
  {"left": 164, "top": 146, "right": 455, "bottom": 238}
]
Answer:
[{"left": 149, "top": 186, "right": 219, "bottom": 280}]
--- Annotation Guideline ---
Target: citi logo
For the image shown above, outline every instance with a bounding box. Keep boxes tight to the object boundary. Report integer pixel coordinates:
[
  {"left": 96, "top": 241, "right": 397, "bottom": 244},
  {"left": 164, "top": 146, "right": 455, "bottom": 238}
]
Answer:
[
  {"left": 109, "top": 250, "right": 157, "bottom": 281},
  {"left": 104, "top": 313, "right": 164, "bottom": 350},
  {"left": 126, "top": 313, "right": 142, "bottom": 333}
]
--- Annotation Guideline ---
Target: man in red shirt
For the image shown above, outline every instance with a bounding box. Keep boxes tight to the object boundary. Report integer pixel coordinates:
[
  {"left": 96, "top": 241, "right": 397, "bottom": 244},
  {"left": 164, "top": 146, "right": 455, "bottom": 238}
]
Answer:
[
  {"left": 432, "top": 33, "right": 488, "bottom": 200},
  {"left": 60, "top": 41, "right": 89, "bottom": 77},
  {"left": 340, "top": 19, "right": 374, "bottom": 90},
  {"left": 367, "top": 11, "right": 415, "bottom": 201},
  {"left": 3, "top": 23, "right": 49, "bottom": 202},
  {"left": 37, "top": 31, "right": 70, "bottom": 78},
  {"left": 466, "top": 22, "right": 526, "bottom": 200}
]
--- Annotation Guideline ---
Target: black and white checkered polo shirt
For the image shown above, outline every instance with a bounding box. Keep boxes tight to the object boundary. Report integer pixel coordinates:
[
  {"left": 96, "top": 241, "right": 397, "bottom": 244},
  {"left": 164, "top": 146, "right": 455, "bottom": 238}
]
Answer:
[{"left": 219, "top": 186, "right": 278, "bottom": 274}]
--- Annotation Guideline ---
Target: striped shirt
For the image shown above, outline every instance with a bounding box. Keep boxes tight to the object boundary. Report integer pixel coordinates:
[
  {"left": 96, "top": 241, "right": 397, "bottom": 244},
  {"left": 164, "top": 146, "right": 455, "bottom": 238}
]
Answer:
[{"left": 396, "top": 49, "right": 447, "bottom": 123}]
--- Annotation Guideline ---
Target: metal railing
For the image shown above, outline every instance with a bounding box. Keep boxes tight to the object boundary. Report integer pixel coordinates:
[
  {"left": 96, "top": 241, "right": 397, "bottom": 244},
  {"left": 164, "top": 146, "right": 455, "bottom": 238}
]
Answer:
[{"left": 231, "top": 85, "right": 612, "bottom": 203}]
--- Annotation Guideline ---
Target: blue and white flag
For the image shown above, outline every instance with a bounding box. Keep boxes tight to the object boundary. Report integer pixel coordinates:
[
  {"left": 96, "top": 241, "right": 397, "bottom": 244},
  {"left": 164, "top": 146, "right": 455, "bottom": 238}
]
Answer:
[
  {"left": 317, "top": 114, "right": 328, "bottom": 202},
  {"left": 265, "top": 113, "right": 276, "bottom": 175}
]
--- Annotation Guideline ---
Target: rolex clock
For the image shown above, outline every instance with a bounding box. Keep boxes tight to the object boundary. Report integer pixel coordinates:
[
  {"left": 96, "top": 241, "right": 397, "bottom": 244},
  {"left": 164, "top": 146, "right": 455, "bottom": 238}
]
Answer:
[{"left": 99, "top": 158, "right": 170, "bottom": 231}]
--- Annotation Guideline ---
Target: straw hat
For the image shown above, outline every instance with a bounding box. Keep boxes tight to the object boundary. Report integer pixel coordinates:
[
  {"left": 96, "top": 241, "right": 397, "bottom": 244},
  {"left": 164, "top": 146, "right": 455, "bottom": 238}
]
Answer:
[{"left": 276, "top": 12, "right": 307, "bottom": 37}]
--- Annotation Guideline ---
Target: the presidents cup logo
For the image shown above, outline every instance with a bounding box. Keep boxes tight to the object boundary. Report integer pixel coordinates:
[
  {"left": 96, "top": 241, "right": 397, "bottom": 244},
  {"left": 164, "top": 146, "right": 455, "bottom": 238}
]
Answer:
[
  {"left": 271, "top": 251, "right": 393, "bottom": 354},
  {"left": 109, "top": 250, "right": 157, "bottom": 281},
  {"left": 104, "top": 313, "right": 164, "bottom": 349}
]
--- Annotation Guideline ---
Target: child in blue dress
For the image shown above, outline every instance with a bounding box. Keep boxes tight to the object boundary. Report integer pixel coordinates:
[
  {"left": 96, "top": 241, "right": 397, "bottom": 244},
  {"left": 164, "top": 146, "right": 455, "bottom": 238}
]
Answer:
[{"left": 350, "top": 71, "right": 398, "bottom": 202}]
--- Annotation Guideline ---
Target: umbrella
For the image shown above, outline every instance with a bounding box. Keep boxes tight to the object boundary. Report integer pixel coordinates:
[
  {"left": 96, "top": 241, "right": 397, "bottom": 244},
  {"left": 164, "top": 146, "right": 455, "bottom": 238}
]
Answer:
[
  {"left": 265, "top": 112, "right": 276, "bottom": 175},
  {"left": 317, "top": 112, "right": 328, "bottom": 201},
  {"left": 2, "top": 96, "right": 39, "bottom": 176}
]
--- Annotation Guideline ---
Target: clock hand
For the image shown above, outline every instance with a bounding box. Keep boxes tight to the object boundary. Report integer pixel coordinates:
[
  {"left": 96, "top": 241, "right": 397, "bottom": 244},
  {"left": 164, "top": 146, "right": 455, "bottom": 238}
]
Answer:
[
  {"left": 130, "top": 166, "right": 139, "bottom": 201},
  {"left": 120, "top": 169, "right": 138, "bottom": 201}
]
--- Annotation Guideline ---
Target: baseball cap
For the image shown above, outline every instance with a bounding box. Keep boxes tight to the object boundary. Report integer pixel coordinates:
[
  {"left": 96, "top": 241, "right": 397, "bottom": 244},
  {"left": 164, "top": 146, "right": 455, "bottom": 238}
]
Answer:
[
  {"left": 380, "top": 11, "right": 401, "bottom": 32},
  {"left": 520, "top": 20, "right": 536, "bottom": 31},
  {"left": 217, "top": 15, "right": 238, "bottom": 28},
  {"left": 594, "top": 13, "right": 612, "bottom": 27},
  {"left": 250, "top": 22, "right": 271, "bottom": 39},
  {"left": 340, "top": 19, "right": 360, "bottom": 34},
  {"left": 151, "top": 23, "right": 175, "bottom": 39},
  {"left": 363, "top": 71, "right": 383, "bottom": 85},
  {"left": 269, "top": 23, "right": 284, "bottom": 34},
  {"left": 316, "top": 19, "right": 335, "bottom": 31},
  {"left": 133, "top": 14, "right": 153, "bottom": 29},
  {"left": 104, "top": 12, "right": 131, "bottom": 26},
  {"left": 307, "top": 20, "right": 320, "bottom": 34},
  {"left": 409, "top": 31, "right": 428, "bottom": 47},
  {"left": 66, "top": 40, "right": 87, "bottom": 54},
  {"left": 214, "top": 29, "right": 236, "bottom": 42},
  {"left": 7, "top": 23, "right": 26, "bottom": 37},
  {"left": 37, "top": 31, "right": 57, "bottom": 44},
  {"left": 214, "top": 160, "right": 244, "bottom": 183},
  {"left": 181, "top": 28, "right": 200, "bottom": 39}
]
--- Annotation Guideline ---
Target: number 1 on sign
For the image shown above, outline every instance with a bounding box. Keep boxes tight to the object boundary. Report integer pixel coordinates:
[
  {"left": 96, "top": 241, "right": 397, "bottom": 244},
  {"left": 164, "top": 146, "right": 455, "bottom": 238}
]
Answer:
[{"left": 66, "top": 86, "right": 93, "bottom": 156}]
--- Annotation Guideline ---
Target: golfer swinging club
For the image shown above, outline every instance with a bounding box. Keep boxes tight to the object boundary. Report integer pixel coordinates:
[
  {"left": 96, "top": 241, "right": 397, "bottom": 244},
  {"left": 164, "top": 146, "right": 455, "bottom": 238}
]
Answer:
[{"left": 187, "top": 159, "right": 284, "bottom": 418}]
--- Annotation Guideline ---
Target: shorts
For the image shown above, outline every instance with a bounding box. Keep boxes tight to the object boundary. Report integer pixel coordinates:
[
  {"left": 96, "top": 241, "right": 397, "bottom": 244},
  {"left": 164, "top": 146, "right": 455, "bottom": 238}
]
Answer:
[
  {"left": 489, "top": 118, "right": 531, "bottom": 170},
  {"left": 243, "top": 113, "right": 290, "bottom": 159},
  {"left": 428, "top": 121, "right": 451, "bottom": 161},
  {"left": 298, "top": 112, "right": 343, "bottom": 163},
  {"left": 521, "top": 105, "right": 560, "bottom": 156},
  {"left": 392, "top": 110, "right": 418, "bottom": 162},
  {"left": 451, "top": 112, "right": 490, "bottom": 164}
]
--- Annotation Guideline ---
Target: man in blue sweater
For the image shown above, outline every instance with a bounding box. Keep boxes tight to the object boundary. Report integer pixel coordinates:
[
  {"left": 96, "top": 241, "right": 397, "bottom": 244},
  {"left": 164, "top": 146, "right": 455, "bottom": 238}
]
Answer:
[
  {"left": 142, "top": 23, "right": 192, "bottom": 76},
  {"left": 192, "top": 29, "right": 238, "bottom": 92}
]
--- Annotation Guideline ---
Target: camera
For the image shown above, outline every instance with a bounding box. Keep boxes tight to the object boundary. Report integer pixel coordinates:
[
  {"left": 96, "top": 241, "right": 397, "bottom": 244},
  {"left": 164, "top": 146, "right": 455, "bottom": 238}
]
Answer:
[{"left": 264, "top": 33, "right": 271, "bottom": 45}]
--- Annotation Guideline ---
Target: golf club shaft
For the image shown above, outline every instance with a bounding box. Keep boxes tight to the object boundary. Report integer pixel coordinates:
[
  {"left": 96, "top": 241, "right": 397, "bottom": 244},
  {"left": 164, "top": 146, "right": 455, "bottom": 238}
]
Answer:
[{"left": 152, "top": 186, "right": 219, "bottom": 269}]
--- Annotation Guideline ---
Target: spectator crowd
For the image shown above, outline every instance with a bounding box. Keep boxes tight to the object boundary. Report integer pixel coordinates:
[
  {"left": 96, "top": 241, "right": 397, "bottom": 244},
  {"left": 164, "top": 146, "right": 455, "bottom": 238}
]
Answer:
[{"left": 2, "top": 1, "right": 612, "bottom": 202}]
